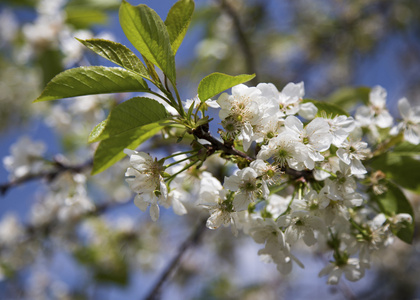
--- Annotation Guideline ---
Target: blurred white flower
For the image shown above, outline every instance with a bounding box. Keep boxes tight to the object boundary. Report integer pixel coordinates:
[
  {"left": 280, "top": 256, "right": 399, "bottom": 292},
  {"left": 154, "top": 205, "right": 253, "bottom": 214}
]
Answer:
[
  {"left": 3, "top": 136, "right": 47, "bottom": 179},
  {"left": 390, "top": 97, "right": 420, "bottom": 145}
]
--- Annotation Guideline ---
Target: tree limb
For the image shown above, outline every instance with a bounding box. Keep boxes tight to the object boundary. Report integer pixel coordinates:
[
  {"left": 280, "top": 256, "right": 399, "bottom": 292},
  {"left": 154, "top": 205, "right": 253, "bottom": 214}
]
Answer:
[
  {"left": 0, "top": 159, "right": 93, "bottom": 196},
  {"left": 218, "top": 0, "right": 259, "bottom": 85},
  {"left": 143, "top": 218, "right": 207, "bottom": 300}
]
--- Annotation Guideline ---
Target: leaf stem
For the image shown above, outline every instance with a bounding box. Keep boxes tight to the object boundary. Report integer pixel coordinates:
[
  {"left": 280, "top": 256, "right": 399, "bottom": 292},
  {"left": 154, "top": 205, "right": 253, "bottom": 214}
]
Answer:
[{"left": 172, "top": 83, "right": 186, "bottom": 118}]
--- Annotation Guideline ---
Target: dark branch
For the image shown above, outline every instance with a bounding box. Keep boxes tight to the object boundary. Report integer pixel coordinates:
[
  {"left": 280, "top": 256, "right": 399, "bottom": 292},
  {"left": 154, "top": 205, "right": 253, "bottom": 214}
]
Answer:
[
  {"left": 192, "top": 126, "right": 255, "bottom": 161},
  {"left": 219, "top": 0, "right": 259, "bottom": 85},
  {"left": 25, "top": 198, "right": 132, "bottom": 239},
  {"left": 143, "top": 218, "right": 207, "bottom": 300},
  {"left": 0, "top": 159, "right": 93, "bottom": 196}
]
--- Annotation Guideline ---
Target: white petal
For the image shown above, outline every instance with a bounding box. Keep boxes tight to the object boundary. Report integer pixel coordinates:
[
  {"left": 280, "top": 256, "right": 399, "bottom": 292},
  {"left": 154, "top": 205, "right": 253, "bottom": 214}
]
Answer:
[
  {"left": 327, "top": 268, "right": 343, "bottom": 285},
  {"left": 285, "top": 115, "right": 303, "bottom": 134},
  {"left": 149, "top": 203, "right": 160, "bottom": 221},
  {"left": 336, "top": 148, "right": 351, "bottom": 165},
  {"left": 233, "top": 193, "right": 250, "bottom": 211},
  {"left": 350, "top": 158, "right": 367, "bottom": 175},
  {"left": 404, "top": 126, "right": 420, "bottom": 145},
  {"left": 172, "top": 198, "right": 187, "bottom": 215},
  {"left": 344, "top": 261, "right": 364, "bottom": 281},
  {"left": 375, "top": 111, "right": 393, "bottom": 128},
  {"left": 299, "top": 102, "right": 317, "bottom": 119},
  {"left": 302, "top": 228, "right": 317, "bottom": 246},
  {"left": 398, "top": 97, "right": 411, "bottom": 120},
  {"left": 134, "top": 194, "right": 149, "bottom": 211},
  {"left": 282, "top": 81, "right": 304, "bottom": 99}
]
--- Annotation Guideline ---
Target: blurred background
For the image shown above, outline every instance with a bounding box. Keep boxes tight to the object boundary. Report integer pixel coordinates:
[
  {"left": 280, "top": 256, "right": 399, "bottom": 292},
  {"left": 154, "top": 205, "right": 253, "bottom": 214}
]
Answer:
[{"left": 0, "top": 0, "right": 419, "bottom": 299}]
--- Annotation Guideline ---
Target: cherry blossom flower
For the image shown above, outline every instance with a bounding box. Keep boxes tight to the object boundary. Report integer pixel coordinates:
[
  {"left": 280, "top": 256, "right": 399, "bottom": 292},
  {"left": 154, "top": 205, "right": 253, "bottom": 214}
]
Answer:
[
  {"left": 390, "top": 97, "right": 420, "bottom": 145},
  {"left": 124, "top": 149, "right": 167, "bottom": 221},
  {"left": 224, "top": 167, "right": 264, "bottom": 211},
  {"left": 319, "top": 257, "right": 365, "bottom": 284}
]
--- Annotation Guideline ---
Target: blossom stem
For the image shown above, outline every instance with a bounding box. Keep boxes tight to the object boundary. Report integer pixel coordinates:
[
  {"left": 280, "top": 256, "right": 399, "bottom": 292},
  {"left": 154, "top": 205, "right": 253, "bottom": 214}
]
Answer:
[
  {"left": 162, "top": 150, "right": 196, "bottom": 161},
  {"left": 165, "top": 160, "right": 199, "bottom": 184},
  {"left": 194, "top": 102, "right": 205, "bottom": 122},
  {"left": 269, "top": 182, "right": 288, "bottom": 195},
  {"left": 164, "top": 153, "right": 199, "bottom": 169}
]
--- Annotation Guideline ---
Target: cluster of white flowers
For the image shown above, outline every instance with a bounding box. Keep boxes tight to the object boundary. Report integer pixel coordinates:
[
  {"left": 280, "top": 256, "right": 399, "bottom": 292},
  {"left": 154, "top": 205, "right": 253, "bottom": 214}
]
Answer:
[
  {"left": 124, "top": 82, "right": 418, "bottom": 284},
  {"left": 3, "top": 136, "right": 47, "bottom": 180}
]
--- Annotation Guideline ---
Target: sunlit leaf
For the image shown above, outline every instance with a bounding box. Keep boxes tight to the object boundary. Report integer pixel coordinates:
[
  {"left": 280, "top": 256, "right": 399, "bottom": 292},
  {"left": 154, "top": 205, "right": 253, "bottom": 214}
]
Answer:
[
  {"left": 119, "top": 0, "right": 176, "bottom": 83},
  {"left": 92, "top": 123, "right": 165, "bottom": 175},
  {"left": 34, "top": 66, "right": 148, "bottom": 102},
  {"left": 89, "top": 119, "right": 108, "bottom": 143},
  {"left": 91, "top": 97, "right": 169, "bottom": 174},
  {"left": 78, "top": 39, "right": 149, "bottom": 78},
  {"left": 165, "top": 0, "right": 195, "bottom": 54},
  {"left": 65, "top": 8, "right": 108, "bottom": 29},
  {"left": 198, "top": 72, "right": 255, "bottom": 102},
  {"left": 66, "top": 0, "right": 120, "bottom": 10}
]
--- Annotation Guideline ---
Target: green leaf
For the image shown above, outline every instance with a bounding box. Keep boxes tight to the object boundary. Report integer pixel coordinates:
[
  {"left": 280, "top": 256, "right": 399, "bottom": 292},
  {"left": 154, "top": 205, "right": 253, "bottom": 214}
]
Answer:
[
  {"left": 37, "top": 49, "right": 63, "bottom": 86},
  {"left": 326, "top": 87, "right": 370, "bottom": 109},
  {"left": 99, "top": 97, "right": 168, "bottom": 137},
  {"left": 34, "top": 66, "right": 149, "bottom": 102},
  {"left": 371, "top": 181, "right": 414, "bottom": 243},
  {"left": 91, "top": 97, "right": 169, "bottom": 174},
  {"left": 65, "top": 8, "right": 108, "bottom": 29},
  {"left": 391, "top": 142, "right": 420, "bottom": 156},
  {"left": 302, "top": 99, "right": 349, "bottom": 117},
  {"left": 369, "top": 152, "right": 420, "bottom": 193},
  {"left": 66, "top": 0, "right": 120, "bottom": 10},
  {"left": 198, "top": 72, "right": 256, "bottom": 102},
  {"left": 165, "top": 0, "right": 195, "bottom": 54},
  {"left": 78, "top": 39, "right": 149, "bottom": 78},
  {"left": 0, "top": 0, "right": 37, "bottom": 6},
  {"left": 92, "top": 123, "right": 165, "bottom": 174},
  {"left": 119, "top": 1, "right": 176, "bottom": 84},
  {"left": 89, "top": 120, "right": 109, "bottom": 143}
]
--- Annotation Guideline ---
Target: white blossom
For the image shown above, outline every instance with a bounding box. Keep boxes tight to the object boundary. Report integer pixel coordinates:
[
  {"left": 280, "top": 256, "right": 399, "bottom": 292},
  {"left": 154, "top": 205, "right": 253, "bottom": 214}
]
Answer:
[
  {"left": 124, "top": 149, "right": 168, "bottom": 221},
  {"left": 3, "top": 136, "right": 47, "bottom": 179},
  {"left": 198, "top": 175, "right": 238, "bottom": 235},
  {"left": 390, "top": 97, "right": 420, "bottom": 145},
  {"left": 319, "top": 258, "right": 365, "bottom": 284},
  {"left": 224, "top": 167, "right": 263, "bottom": 211},
  {"left": 336, "top": 139, "right": 370, "bottom": 175},
  {"left": 277, "top": 211, "right": 326, "bottom": 246}
]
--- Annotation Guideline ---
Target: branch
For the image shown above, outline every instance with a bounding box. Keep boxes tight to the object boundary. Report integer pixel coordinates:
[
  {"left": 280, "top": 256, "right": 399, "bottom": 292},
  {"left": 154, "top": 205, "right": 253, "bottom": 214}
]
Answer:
[
  {"left": 0, "top": 159, "right": 93, "bottom": 196},
  {"left": 192, "top": 126, "right": 314, "bottom": 182},
  {"left": 192, "top": 126, "right": 255, "bottom": 161},
  {"left": 24, "top": 198, "right": 132, "bottom": 238},
  {"left": 218, "top": 0, "right": 259, "bottom": 85},
  {"left": 143, "top": 218, "right": 207, "bottom": 300}
]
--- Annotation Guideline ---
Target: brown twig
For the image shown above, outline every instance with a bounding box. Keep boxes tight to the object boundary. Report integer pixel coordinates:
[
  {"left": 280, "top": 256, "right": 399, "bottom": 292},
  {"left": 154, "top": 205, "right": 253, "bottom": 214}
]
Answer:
[
  {"left": 0, "top": 159, "right": 92, "bottom": 196},
  {"left": 143, "top": 218, "right": 207, "bottom": 300},
  {"left": 218, "top": 0, "right": 259, "bottom": 85},
  {"left": 193, "top": 126, "right": 255, "bottom": 161}
]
